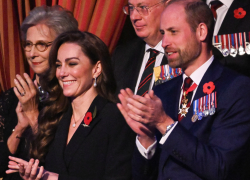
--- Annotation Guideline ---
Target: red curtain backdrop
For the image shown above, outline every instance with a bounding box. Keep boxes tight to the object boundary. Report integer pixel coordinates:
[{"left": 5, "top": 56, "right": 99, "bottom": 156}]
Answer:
[{"left": 0, "top": 0, "right": 127, "bottom": 91}]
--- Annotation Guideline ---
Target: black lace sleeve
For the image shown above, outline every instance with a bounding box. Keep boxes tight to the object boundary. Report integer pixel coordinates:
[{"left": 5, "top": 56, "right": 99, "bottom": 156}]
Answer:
[
  {"left": 0, "top": 88, "right": 18, "bottom": 142},
  {"left": 0, "top": 88, "right": 19, "bottom": 178}
]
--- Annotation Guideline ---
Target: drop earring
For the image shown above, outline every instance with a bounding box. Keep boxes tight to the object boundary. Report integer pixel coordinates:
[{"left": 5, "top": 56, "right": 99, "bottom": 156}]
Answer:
[{"left": 94, "top": 77, "right": 97, "bottom": 87}]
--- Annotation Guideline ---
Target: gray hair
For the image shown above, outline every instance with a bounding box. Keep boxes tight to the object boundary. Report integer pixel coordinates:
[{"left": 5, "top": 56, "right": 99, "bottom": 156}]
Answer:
[{"left": 21, "top": 5, "right": 78, "bottom": 40}]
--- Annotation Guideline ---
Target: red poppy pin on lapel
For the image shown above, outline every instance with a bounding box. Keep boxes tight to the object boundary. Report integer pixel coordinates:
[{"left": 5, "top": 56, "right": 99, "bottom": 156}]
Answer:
[
  {"left": 203, "top": 81, "right": 215, "bottom": 94},
  {"left": 234, "top": 8, "right": 246, "bottom": 19},
  {"left": 82, "top": 106, "right": 97, "bottom": 127},
  {"left": 84, "top": 112, "right": 92, "bottom": 126}
]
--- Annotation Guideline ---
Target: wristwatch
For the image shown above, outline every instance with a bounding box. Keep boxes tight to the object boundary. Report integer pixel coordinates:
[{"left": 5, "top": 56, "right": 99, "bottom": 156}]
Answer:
[{"left": 164, "top": 122, "right": 176, "bottom": 135}]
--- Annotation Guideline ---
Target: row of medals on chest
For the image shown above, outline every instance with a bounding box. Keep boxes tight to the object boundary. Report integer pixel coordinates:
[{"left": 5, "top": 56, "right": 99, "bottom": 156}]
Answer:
[
  {"left": 179, "top": 92, "right": 216, "bottom": 122},
  {"left": 213, "top": 33, "right": 250, "bottom": 57}
]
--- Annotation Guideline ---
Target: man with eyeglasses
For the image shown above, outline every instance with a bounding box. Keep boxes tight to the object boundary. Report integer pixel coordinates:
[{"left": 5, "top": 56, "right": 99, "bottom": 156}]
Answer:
[
  {"left": 112, "top": 0, "right": 169, "bottom": 96},
  {"left": 203, "top": 0, "right": 250, "bottom": 78},
  {"left": 117, "top": 0, "right": 250, "bottom": 179}
]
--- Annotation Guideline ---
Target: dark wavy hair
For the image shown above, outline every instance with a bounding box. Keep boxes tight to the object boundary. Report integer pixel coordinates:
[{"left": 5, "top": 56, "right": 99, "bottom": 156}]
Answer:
[{"left": 30, "top": 31, "right": 117, "bottom": 162}]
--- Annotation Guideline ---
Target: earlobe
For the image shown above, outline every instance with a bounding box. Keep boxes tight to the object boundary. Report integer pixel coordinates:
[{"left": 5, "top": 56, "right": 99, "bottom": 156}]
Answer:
[{"left": 196, "top": 23, "right": 208, "bottom": 42}]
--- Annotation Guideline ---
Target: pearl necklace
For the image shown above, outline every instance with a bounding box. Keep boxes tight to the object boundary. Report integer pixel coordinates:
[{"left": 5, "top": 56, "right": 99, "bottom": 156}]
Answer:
[{"left": 72, "top": 114, "right": 85, "bottom": 128}]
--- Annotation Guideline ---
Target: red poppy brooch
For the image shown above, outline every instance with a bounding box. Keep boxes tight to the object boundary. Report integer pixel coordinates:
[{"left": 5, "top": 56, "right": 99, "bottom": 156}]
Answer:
[
  {"left": 234, "top": 8, "right": 246, "bottom": 19},
  {"left": 203, "top": 81, "right": 215, "bottom": 94},
  {"left": 82, "top": 106, "right": 97, "bottom": 127}
]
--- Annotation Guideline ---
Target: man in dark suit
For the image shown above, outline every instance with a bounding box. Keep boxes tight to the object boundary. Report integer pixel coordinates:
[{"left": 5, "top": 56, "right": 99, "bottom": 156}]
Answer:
[
  {"left": 117, "top": 0, "right": 250, "bottom": 179},
  {"left": 205, "top": 0, "right": 250, "bottom": 77},
  {"left": 112, "top": 0, "right": 169, "bottom": 95}
]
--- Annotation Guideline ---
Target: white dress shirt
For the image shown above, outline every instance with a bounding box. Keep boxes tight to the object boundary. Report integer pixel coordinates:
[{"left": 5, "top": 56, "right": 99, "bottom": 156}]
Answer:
[
  {"left": 206, "top": 0, "right": 234, "bottom": 35},
  {"left": 134, "top": 41, "right": 165, "bottom": 94},
  {"left": 137, "top": 56, "right": 214, "bottom": 159}
]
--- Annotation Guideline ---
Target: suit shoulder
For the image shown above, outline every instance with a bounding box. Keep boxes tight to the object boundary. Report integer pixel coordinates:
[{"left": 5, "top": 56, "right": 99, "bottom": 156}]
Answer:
[
  {"left": 221, "top": 66, "right": 250, "bottom": 86},
  {"left": 100, "top": 101, "right": 125, "bottom": 123},
  {"left": 112, "top": 37, "right": 145, "bottom": 55},
  {"left": 100, "top": 101, "right": 135, "bottom": 135}
]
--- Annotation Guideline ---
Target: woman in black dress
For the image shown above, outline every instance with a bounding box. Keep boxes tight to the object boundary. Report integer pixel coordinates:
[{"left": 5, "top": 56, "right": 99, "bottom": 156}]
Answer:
[{"left": 7, "top": 31, "right": 135, "bottom": 180}]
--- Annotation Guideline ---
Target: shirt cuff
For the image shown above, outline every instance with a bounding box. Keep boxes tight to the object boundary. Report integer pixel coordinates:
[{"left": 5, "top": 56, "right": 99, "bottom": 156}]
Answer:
[
  {"left": 136, "top": 135, "right": 157, "bottom": 159},
  {"left": 159, "top": 121, "right": 178, "bottom": 144}
]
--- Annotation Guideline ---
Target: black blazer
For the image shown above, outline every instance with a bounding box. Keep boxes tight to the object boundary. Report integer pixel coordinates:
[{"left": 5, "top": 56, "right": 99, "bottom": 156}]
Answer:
[
  {"left": 205, "top": 0, "right": 250, "bottom": 77},
  {"left": 45, "top": 95, "right": 135, "bottom": 180},
  {"left": 112, "top": 38, "right": 168, "bottom": 95},
  {"left": 133, "top": 59, "right": 250, "bottom": 180}
]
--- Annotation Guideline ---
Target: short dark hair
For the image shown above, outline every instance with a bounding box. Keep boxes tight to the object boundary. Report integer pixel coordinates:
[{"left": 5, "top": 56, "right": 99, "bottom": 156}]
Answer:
[{"left": 167, "top": 0, "right": 214, "bottom": 48}]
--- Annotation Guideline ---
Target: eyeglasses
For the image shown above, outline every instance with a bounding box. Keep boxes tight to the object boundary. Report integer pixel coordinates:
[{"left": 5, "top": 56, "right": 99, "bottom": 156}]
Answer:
[
  {"left": 22, "top": 41, "right": 53, "bottom": 52},
  {"left": 123, "top": 0, "right": 165, "bottom": 16}
]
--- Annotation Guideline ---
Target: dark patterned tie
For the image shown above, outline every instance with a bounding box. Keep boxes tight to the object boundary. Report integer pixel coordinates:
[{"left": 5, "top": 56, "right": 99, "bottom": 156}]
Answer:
[
  {"left": 210, "top": 1, "right": 223, "bottom": 20},
  {"left": 137, "top": 49, "right": 159, "bottom": 96},
  {"left": 178, "top": 77, "right": 194, "bottom": 121}
]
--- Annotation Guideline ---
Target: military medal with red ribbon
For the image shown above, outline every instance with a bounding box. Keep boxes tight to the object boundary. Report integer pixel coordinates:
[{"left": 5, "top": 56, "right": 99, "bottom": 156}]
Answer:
[
  {"left": 238, "top": 32, "right": 245, "bottom": 55},
  {"left": 191, "top": 82, "right": 217, "bottom": 122},
  {"left": 229, "top": 33, "right": 237, "bottom": 57},
  {"left": 159, "top": 65, "right": 182, "bottom": 83},
  {"left": 192, "top": 99, "right": 198, "bottom": 122},
  {"left": 160, "top": 65, "right": 166, "bottom": 80},
  {"left": 213, "top": 34, "right": 222, "bottom": 52},
  {"left": 210, "top": 92, "right": 217, "bottom": 115},
  {"left": 244, "top": 32, "right": 250, "bottom": 55},
  {"left": 178, "top": 83, "right": 197, "bottom": 118},
  {"left": 222, "top": 34, "right": 229, "bottom": 57},
  {"left": 198, "top": 97, "right": 203, "bottom": 120}
]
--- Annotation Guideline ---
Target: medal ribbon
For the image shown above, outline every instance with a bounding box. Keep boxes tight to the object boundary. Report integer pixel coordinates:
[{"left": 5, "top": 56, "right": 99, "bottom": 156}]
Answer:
[
  {"left": 244, "top": 32, "right": 247, "bottom": 49},
  {"left": 235, "top": 33, "right": 238, "bottom": 49},
  {"left": 239, "top": 32, "right": 243, "bottom": 46},
  {"left": 211, "top": 92, "right": 217, "bottom": 108},
  {"left": 222, "top": 34, "right": 226, "bottom": 49},
  {"left": 225, "top": 34, "right": 229, "bottom": 49},
  {"left": 167, "top": 65, "right": 170, "bottom": 79},
  {"left": 182, "top": 83, "right": 197, "bottom": 96},
  {"left": 160, "top": 65, "right": 165, "bottom": 80},
  {"left": 215, "top": 92, "right": 217, "bottom": 108},
  {"left": 208, "top": 94, "right": 211, "bottom": 109},
  {"left": 164, "top": 65, "right": 167, "bottom": 79},
  {"left": 215, "top": 35, "right": 219, "bottom": 44},
  {"left": 231, "top": 34, "right": 235, "bottom": 48},
  {"left": 218, "top": 35, "right": 222, "bottom": 46},
  {"left": 228, "top": 34, "right": 231, "bottom": 50},
  {"left": 193, "top": 99, "right": 198, "bottom": 115},
  {"left": 199, "top": 98, "right": 203, "bottom": 120}
]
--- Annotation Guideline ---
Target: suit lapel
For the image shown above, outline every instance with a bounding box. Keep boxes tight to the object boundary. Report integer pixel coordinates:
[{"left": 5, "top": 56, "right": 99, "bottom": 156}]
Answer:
[
  {"left": 160, "top": 55, "right": 168, "bottom": 66},
  {"left": 179, "top": 59, "right": 223, "bottom": 130},
  {"left": 52, "top": 106, "right": 72, "bottom": 173},
  {"left": 218, "top": 0, "right": 250, "bottom": 34},
  {"left": 63, "top": 95, "right": 107, "bottom": 167},
  {"left": 168, "top": 76, "right": 183, "bottom": 121}
]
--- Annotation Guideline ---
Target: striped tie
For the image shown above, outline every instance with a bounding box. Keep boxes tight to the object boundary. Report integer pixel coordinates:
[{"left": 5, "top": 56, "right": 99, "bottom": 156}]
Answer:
[{"left": 137, "top": 49, "right": 159, "bottom": 96}]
